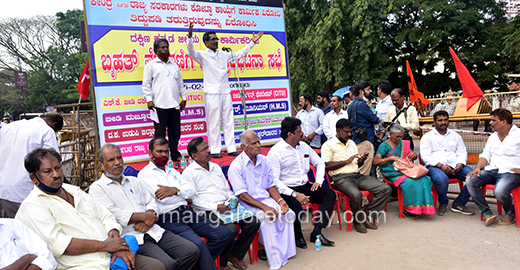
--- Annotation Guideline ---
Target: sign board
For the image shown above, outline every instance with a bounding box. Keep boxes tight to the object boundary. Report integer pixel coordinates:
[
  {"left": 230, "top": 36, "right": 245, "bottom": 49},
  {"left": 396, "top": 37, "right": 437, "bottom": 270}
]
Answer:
[
  {"left": 83, "top": 0, "right": 291, "bottom": 162},
  {"left": 14, "top": 71, "right": 28, "bottom": 88},
  {"left": 454, "top": 98, "right": 481, "bottom": 116}
]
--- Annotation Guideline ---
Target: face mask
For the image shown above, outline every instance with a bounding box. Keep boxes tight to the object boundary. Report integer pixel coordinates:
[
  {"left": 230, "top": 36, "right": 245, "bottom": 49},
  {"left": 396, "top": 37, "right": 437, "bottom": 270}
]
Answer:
[
  {"left": 158, "top": 52, "right": 170, "bottom": 61},
  {"left": 101, "top": 164, "right": 123, "bottom": 179},
  {"left": 302, "top": 103, "right": 308, "bottom": 111},
  {"left": 35, "top": 174, "right": 62, "bottom": 194},
  {"left": 152, "top": 155, "right": 169, "bottom": 167}
]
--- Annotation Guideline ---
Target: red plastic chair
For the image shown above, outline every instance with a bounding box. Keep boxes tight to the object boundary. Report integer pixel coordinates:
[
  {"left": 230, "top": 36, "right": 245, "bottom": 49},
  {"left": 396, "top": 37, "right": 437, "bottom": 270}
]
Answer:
[
  {"left": 234, "top": 224, "right": 260, "bottom": 265},
  {"left": 307, "top": 166, "right": 342, "bottom": 229},
  {"left": 325, "top": 172, "right": 374, "bottom": 231},
  {"left": 511, "top": 186, "right": 520, "bottom": 227},
  {"left": 383, "top": 175, "right": 437, "bottom": 219},
  {"left": 479, "top": 184, "right": 503, "bottom": 220},
  {"left": 200, "top": 237, "right": 220, "bottom": 269}
]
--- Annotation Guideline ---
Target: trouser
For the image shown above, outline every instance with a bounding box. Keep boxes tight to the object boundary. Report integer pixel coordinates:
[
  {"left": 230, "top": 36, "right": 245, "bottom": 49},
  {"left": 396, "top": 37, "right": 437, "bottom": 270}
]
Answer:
[
  {"left": 138, "top": 231, "right": 200, "bottom": 270},
  {"left": 281, "top": 182, "right": 336, "bottom": 240},
  {"left": 0, "top": 198, "right": 21, "bottom": 218},
  {"left": 466, "top": 169, "right": 520, "bottom": 216},
  {"left": 356, "top": 141, "right": 374, "bottom": 175},
  {"left": 134, "top": 254, "right": 166, "bottom": 270},
  {"left": 205, "top": 212, "right": 260, "bottom": 267},
  {"left": 158, "top": 207, "right": 232, "bottom": 270},
  {"left": 427, "top": 165, "right": 473, "bottom": 205},
  {"left": 205, "top": 93, "right": 237, "bottom": 154},
  {"left": 154, "top": 107, "right": 181, "bottom": 160},
  {"left": 332, "top": 173, "right": 392, "bottom": 221}
]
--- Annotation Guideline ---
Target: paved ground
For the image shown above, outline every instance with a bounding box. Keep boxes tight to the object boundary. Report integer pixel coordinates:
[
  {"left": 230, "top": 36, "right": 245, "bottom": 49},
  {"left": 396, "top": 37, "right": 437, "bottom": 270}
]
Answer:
[{"left": 240, "top": 201, "right": 520, "bottom": 270}]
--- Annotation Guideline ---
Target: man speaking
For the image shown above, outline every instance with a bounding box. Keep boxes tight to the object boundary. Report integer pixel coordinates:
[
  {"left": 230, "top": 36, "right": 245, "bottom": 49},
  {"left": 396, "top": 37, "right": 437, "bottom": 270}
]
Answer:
[{"left": 186, "top": 22, "right": 263, "bottom": 158}]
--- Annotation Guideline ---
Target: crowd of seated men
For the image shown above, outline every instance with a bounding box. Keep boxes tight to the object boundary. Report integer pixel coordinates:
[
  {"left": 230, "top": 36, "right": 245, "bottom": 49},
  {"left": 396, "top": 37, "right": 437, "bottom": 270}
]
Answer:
[{"left": 2, "top": 108, "right": 520, "bottom": 270}]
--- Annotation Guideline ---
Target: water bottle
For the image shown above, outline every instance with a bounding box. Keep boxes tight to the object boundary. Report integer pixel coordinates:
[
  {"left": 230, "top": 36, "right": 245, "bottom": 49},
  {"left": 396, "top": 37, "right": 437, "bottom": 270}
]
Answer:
[
  {"left": 180, "top": 156, "right": 187, "bottom": 169},
  {"left": 188, "top": 156, "right": 193, "bottom": 165},
  {"left": 167, "top": 157, "right": 174, "bottom": 169},
  {"left": 315, "top": 235, "right": 322, "bottom": 251}
]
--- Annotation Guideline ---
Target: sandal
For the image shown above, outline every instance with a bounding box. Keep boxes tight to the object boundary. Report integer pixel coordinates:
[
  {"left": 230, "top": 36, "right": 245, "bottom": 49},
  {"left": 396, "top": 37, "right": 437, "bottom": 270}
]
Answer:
[
  {"left": 497, "top": 215, "right": 515, "bottom": 225},
  {"left": 228, "top": 255, "right": 248, "bottom": 269},
  {"left": 483, "top": 214, "right": 497, "bottom": 226},
  {"left": 403, "top": 211, "right": 417, "bottom": 220}
]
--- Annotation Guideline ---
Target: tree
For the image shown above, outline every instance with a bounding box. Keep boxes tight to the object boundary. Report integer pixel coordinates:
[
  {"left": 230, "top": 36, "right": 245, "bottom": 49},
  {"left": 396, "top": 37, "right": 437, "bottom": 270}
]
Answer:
[
  {"left": 502, "top": 13, "right": 520, "bottom": 72},
  {"left": 0, "top": 9, "right": 88, "bottom": 113}
]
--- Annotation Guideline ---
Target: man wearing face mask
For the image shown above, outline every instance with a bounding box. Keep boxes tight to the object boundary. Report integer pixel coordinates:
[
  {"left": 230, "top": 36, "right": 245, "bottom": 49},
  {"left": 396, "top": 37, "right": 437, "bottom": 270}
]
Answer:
[
  {"left": 296, "top": 93, "right": 325, "bottom": 148},
  {"left": 15, "top": 148, "right": 151, "bottom": 270},
  {"left": 142, "top": 38, "right": 186, "bottom": 161},
  {"left": 138, "top": 137, "right": 232, "bottom": 270},
  {"left": 186, "top": 23, "right": 263, "bottom": 158},
  {"left": 0, "top": 112, "right": 63, "bottom": 218}
]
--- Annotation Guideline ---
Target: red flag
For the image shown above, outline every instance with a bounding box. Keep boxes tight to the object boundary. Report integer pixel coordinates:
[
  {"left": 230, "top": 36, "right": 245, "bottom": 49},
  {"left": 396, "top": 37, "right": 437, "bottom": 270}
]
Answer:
[
  {"left": 77, "top": 60, "right": 90, "bottom": 100},
  {"left": 406, "top": 60, "right": 429, "bottom": 109},
  {"left": 449, "top": 46, "right": 483, "bottom": 110}
]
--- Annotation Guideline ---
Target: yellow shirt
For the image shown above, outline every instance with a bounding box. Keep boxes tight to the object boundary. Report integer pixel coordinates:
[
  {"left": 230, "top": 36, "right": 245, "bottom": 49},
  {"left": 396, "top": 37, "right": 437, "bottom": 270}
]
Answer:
[
  {"left": 15, "top": 184, "right": 122, "bottom": 270},
  {"left": 321, "top": 137, "right": 360, "bottom": 176}
]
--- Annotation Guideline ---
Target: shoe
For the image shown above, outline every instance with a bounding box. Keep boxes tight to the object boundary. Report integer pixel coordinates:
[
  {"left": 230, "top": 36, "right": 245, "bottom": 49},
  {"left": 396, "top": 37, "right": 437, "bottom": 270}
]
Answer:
[
  {"left": 228, "top": 151, "right": 240, "bottom": 156},
  {"left": 437, "top": 203, "right": 448, "bottom": 216},
  {"left": 257, "top": 249, "right": 267, "bottom": 261},
  {"left": 211, "top": 154, "right": 223, "bottom": 158},
  {"left": 483, "top": 214, "right": 497, "bottom": 226},
  {"left": 364, "top": 219, "right": 378, "bottom": 230},
  {"left": 353, "top": 221, "right": 367, "bottom": 234},
  {"left": 310, "top": 233, "right": 335, "bottom": 246},
  {"left": 451, "top": 204, "right": 475, "bottom": 215},
  {"left": 295, "top": 237, "right": 307, "bottom": 249},
  {"left": 403, "top": 211, "right": 417, "bottom": 220}
]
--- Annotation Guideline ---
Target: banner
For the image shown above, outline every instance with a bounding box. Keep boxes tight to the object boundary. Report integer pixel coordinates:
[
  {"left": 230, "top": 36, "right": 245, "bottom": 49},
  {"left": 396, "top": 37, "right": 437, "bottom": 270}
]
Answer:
[{"left": 84, "top": 0, "right": 290, "bottom": 161}]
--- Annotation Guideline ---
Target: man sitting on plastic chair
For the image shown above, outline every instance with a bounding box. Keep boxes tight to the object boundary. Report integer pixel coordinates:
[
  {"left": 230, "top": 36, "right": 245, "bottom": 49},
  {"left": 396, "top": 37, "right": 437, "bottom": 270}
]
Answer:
[
  {"left": 420, "top": 110, "right": 475, "bottom": 216},
  {"left": 267, "top": 117, "right": 336, "bottom": 249},
  {"left": 321, "top": 119, "right": 391, "bottom": 234},
  {"left": 467, "top": 108, "right": 520, "bottom": 227}
]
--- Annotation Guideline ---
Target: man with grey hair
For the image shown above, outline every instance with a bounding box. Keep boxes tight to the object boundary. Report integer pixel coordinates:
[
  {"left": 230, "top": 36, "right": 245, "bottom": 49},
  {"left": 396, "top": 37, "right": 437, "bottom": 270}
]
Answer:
[
  {"left": 228, "top": 130, "right": 296, "bottom": 269},
  {"left": 90, "top": 144, "right": 200, "bottom": 270},
  {"left": 0, "top": 112, "right": 64, "bottom": 217}
]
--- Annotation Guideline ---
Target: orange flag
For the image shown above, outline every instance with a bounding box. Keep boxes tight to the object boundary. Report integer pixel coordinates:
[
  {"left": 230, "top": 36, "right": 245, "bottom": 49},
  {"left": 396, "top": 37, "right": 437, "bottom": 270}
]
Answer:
[
  {"left": 77, "top": 60, "right": 90, "bottom": 101},
  {"left": 449, "top": 46, "right": 483, "bottom": 110},
  {"left": 406, "top": 60, "right": 429, "bottom": 109}
]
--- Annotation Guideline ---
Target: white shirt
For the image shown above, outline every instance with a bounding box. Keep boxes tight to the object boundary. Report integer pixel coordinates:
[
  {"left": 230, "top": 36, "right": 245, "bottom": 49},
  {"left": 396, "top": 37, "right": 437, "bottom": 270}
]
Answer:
[
  {"left": 376, "top": 95, "right": 392, "bottom": 121},
  {"left": 186, "top": 38, "right": 255, "bottom": 94},
  {"left": 0, "top": 219, "right": 57, "bottom": 270},
  {"left": 267, "top": 140, "right": 325, "bottom": 196},
  {"left": 138, "top": 162, "right": 197, "bottom": 215},
  {"left": 142, "top": 57, "right": 186, "bottom": 109},
  {"left": 323, "top": 109, "right": 348, "bottom": 140},
  {"left": 420, "top": 128, "right": 467, "bottom": 168},
  {"left": 89, "top": 175, "right": 165, "bottom": 245},
  {"left": 480, "top": 125, "right": 520, "bottom": 173},
  {"left": 183, "top": 161, "right": 234, "bottom": 213},
  {"left": 386, "top": 104, "right": 419, "bottom": 131},
  {"left": 15, "top": 184, "right": 122, "bottom": 270},
  {"left": 0, "top": 118, "right": 59, "bottom": 203},
  {"left": 296, "top": 107, "right": 325, "bottom": 148}
]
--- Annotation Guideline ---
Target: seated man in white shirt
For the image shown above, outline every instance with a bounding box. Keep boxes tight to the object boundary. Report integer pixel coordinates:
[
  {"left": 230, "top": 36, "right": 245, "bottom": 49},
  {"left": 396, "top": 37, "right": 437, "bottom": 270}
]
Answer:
[
  {"left": 268, "top": 117, "right": 336, "bottom": 249},
  {"left": 183, "top": 137, "right": 260, "bottom": 270},
  {"left": 0, "top": 218, "right": 57, "bottom": 270},
  {"left": 467, "top": 109, "right": 520, "bottom": 226},
  {"left": 323, "top": 95, "right": 348, "bottom": 141},
  {"left": 228, "top": 130, "right": 296, "bottom": 270},
  {"left": 15, "top": 148, "right": 151, "bottom": 270},
  {"left": 138, "top": 137, "right": 232, "bottom": 270},
  {"left": 420, "top": 110, "right": 475, "bottom": 216},
  {"left": 90, "top": 144, "right": 200, "bottom": 270}
]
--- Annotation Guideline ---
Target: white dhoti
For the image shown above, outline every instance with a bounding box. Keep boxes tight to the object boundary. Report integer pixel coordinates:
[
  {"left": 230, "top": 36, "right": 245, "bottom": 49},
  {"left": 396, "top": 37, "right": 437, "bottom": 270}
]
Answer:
[
  {"left": 205, "top": 93, "right": 237, "bottom": 154},
  {"left": 243, "top": 198, "right": 296, "bottom": 269}
]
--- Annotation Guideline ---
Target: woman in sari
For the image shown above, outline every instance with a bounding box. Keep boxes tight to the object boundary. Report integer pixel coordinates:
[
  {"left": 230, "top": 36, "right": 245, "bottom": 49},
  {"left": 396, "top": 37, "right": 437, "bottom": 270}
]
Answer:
[{"left": 373, "top": 123, "right": 435, "bottom": 219}]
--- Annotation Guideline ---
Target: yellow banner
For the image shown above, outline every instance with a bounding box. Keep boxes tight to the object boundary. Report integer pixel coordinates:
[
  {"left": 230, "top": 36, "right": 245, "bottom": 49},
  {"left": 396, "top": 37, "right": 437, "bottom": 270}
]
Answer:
[{"left": 93, "top": 30, "right": 287, "bottom": 83}]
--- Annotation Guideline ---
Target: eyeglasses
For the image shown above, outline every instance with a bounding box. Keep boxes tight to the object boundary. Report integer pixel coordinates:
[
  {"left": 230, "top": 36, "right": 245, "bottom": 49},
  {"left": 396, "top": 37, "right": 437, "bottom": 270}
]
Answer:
[
  {"left": 392, "top": 134, "right": 404, "bottom": 139},
  {"left": 209, "top": 37, "right": 219, "bottom": 41}
]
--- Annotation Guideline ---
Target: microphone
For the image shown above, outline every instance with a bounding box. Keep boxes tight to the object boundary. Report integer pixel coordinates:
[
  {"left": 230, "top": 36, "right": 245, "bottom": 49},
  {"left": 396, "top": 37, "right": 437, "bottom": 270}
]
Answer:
[{"left": 222, "top": 47, "right": 232, "bottom": 52}]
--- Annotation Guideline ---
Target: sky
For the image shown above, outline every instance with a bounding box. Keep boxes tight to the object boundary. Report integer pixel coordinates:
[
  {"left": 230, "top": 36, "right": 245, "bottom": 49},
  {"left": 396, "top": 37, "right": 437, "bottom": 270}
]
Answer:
[{"left": 0, "top": 0, "right": 84, "bottom": 20}]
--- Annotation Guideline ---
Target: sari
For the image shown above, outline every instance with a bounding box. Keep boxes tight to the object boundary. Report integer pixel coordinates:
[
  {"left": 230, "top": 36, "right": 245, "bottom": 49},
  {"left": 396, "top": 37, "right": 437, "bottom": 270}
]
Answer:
[{"left": 376, "top": 140, "right": 435, "bottom": 215}]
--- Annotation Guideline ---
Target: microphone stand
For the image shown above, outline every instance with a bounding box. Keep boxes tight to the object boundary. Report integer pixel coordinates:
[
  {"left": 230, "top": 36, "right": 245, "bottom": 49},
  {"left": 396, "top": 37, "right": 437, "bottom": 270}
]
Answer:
[{"left": 226, "top": 48, "right": 249, "bottom": 130}]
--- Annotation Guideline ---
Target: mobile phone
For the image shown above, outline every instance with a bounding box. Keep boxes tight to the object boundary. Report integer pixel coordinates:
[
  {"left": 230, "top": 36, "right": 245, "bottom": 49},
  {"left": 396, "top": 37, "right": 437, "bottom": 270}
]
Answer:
[{"left": 383, "top": 121, "right": 392, "bottom": 125}]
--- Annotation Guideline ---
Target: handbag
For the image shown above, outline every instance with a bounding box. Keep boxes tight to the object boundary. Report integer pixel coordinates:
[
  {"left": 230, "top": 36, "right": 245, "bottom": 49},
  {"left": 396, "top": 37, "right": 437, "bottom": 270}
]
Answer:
[
  {"left": 351, "top": 100, "right": 368, "bottom": 139},
  {"left": 393, "top": 158, "right": 428, "bottom": 179}
]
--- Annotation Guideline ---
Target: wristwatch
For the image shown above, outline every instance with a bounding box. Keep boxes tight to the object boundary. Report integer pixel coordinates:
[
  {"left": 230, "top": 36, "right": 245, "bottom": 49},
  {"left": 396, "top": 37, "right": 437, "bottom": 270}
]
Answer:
[
  {"left": 175, "top": 188, "right": 181, "bottom": 196},
  {"left": 291, "top": 191, "right": 297, "bottom": 198}
]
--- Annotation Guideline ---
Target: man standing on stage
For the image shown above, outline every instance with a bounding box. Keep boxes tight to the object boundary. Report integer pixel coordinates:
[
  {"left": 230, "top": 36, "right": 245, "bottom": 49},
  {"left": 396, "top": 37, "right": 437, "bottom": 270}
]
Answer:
[
  {"left": 186, "top": 23, "right": 263, "bottom": 158},
  {"left": 142, "top": 38, "right": 186, "bottom": 161}
]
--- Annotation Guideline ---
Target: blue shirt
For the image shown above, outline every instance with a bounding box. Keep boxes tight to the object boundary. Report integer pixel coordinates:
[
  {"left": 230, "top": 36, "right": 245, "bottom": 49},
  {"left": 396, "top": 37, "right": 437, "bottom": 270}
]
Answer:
[{"left": 347, "top": 97, "right": 380, "bottom": 144}]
